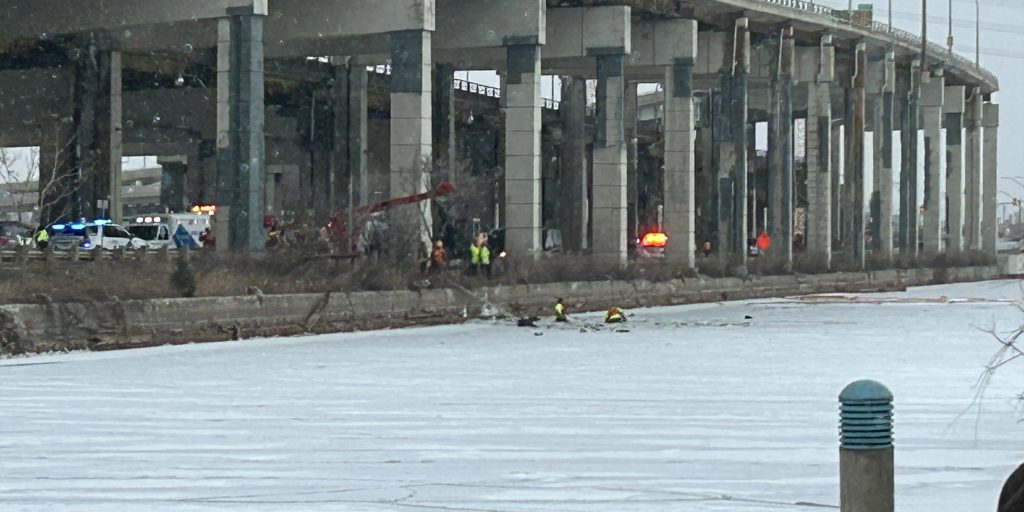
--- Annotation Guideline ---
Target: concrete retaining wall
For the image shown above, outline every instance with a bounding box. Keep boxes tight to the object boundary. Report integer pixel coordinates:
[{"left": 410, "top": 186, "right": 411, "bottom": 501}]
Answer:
[
  {"left": 0, "top": 266, "right": 1002, "bottom": 355},
  {"left": 1000, "top": 253, "right": 1024, "bottom": 276}
]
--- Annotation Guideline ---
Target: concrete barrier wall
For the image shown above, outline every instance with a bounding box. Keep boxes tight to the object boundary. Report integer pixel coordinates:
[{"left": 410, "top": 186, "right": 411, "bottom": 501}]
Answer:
[
  {"left": 1000, "top": 254, "right": 1024, "bottom": 276},
  {"left": 0, "top": 266, "right": 1002, "bottom": 355}
]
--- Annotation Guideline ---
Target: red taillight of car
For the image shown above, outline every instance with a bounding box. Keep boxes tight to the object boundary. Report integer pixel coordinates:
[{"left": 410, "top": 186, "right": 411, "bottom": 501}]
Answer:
[
  {"left": 0, "top": 236, "right": 8, "bottom": 245},
  {"left": 640, "top": 232, "right": 668, "bottom": 248}
]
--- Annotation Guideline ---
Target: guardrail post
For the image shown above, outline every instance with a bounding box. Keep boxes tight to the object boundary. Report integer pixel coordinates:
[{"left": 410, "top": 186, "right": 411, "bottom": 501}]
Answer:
[{"left": 839, "top": 379, "right": 894, "bottom": 512}]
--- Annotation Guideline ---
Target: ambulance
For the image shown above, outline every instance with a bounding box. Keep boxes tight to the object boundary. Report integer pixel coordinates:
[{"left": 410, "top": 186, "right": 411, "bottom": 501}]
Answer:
[{"left": 127, "top": 213, "right": 211, "bottom": 250}]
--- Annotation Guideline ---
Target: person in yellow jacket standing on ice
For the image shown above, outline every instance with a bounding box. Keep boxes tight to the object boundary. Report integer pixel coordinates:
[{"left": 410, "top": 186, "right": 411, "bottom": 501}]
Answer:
[{"left": 554, "top": 298, "right": 568, "bottom": 322}]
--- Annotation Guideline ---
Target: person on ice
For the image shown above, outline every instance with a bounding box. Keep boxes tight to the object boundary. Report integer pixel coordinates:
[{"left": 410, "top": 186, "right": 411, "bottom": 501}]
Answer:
[
  {"left": 605, "top": 307, "right": 626, "bottom": 324},
  {"left": 554, "top": 298, "right": 568, "bottom": 322}
]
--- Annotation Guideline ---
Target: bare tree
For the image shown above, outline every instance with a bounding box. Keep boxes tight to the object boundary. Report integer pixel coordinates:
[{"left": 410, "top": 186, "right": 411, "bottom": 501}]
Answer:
[
  {"left": 0, "top": 145, "right": 37, "bottom": 224},
  {"left": 961, "top": 296, "right": 1024, "bottom": 431},
  {"left": 36, "top": 126, "right": 88, "bottom": 226}
]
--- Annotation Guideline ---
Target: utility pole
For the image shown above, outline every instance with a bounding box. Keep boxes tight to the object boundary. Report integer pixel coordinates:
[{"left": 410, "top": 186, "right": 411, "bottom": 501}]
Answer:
[
  {"left": 975, "top": 0, "right": 981, "bottom": 67},
  {"left": 948, "top": 0, "right": 954, "bottom": 53},
  {"left": 921, "top": 0, "right": 928, "bottom": 71}
]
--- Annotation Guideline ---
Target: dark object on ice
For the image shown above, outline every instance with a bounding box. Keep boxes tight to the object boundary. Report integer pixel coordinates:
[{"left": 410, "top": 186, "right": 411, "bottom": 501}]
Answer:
[
  {"left": 517, "top": 317, "right": 540, "bottom": 327},
  {"left": 533, "top": 332, "right": 543, "bottom": 336},
  {"left": 1000, "top": 464, "right": 1024, "bottom": 512},
  {"left": 605, "top": 307, "right": 625, "bottom": 324},
  {"left": 744, "top": 315, "right": 753, "bottom": 320}
]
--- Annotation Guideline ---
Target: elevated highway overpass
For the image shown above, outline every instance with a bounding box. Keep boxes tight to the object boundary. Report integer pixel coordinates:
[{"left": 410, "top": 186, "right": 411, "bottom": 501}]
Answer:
[{"left": 0, "top": 0, "right": 1001, "bottom": 271}]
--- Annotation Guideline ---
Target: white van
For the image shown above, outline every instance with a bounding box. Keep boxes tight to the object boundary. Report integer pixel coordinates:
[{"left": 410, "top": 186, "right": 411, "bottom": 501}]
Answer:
[{"left": 127, "top": 213, "right": 211, "bottom": 250}]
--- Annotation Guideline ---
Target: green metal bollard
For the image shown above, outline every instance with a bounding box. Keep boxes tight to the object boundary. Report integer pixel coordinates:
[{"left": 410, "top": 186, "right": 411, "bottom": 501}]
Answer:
[{"left": 839, "top": 379, "right": 894, "bottom": 512}]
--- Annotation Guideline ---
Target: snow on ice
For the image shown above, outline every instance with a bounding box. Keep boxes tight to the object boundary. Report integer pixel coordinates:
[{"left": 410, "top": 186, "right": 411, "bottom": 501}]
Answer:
[{"left": 1, "top": 280, "right": 1023, "bottom": 511}]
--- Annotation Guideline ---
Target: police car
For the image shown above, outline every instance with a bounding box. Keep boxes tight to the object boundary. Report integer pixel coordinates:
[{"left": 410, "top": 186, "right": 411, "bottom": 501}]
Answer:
[{"left": 49, "top": 220, "right": 146, "bottom": 251}]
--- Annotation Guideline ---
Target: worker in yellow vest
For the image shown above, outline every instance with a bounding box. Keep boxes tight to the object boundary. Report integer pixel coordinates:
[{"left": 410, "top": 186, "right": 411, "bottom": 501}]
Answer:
[
  {"left": 554, "top": 298, "right": 568, "bottom": 322},
  {"left": 34, "top": 226, "right": 49, "bottom": 251},
  {"left": 468, "top": 232, "right": 491, "bottom": 277}
]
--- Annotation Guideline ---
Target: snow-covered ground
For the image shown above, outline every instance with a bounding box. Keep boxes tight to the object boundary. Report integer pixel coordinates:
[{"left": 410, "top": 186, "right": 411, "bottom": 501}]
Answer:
[{"left": 2, "top": 280, "right": 1023, "bottom": 511}]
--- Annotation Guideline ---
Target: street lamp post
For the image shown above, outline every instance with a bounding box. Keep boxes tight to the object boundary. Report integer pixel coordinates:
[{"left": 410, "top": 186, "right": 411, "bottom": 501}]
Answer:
[
  {"left": 889, "top": 0, "right": 893, "bottom": 33},
  {"left": 921, "top": 0, "right": 927, "bottom": 71},
  {"left": 948, "top": 0, "right": 954, "bottom": 53},
  {"left": 975, "top": 0, "right": 981, "bottom": 67}
]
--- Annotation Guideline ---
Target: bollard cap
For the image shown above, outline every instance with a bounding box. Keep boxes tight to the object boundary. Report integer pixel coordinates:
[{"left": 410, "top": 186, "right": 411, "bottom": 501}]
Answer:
[
  {"left": 839, "top": 379, "right": 893, "bottom": 403},
  {"left": 839, "top": 379, "right": 894, "bottom": 451}
]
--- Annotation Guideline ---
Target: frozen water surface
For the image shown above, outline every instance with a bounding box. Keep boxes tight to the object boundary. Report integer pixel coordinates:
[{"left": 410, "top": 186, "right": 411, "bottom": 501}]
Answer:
[{"left": 2, "top": 280, "right": 1023, "bottom": 511}]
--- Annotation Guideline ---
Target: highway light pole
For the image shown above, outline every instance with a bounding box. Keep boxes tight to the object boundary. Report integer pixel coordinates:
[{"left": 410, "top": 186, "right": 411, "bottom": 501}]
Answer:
[
  {"left": 975, "top": 0, "right": 981, "bottom": 67},
  {"left": 947, "top": 0, "right": 954, "bottom": 53},
  {"left": 921, "top": 0, "right": 927, "bottom": 71}
]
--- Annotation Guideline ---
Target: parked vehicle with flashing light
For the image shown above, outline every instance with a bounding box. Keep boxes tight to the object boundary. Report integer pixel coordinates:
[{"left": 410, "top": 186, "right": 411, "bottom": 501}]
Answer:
[
  {"left": 49, "top": 220, "right": 146, "bottom": 251},
  {"left": 637, "top": 231, "right": 668, "bottom": 258},
  {"left": 0, "top": 221, "right": 31, "bottom": 250},
  {"left": 127, "top": 213, "right": 211, "bottom": 250}
]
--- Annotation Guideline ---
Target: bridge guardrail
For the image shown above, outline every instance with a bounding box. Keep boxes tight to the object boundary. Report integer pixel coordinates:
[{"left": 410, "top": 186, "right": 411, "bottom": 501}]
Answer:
[{"left": 754, "top": 0, "right": 997, "bottom": 88}]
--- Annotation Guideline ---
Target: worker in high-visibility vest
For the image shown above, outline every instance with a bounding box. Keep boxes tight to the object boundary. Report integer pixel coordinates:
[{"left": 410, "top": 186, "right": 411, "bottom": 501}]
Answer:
[
  {"left": 34, "top": 226, "right": 49, "bottom": 251},
  {"left": 554, "top": 298, "right": 568, "bottom": 322},
  {"left": 468, "top": 233, "right": 491, "bottom": 277}
]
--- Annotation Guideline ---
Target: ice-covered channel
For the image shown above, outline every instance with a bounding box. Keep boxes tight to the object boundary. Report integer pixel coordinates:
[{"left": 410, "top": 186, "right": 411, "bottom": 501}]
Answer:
[{"left": 2, "top": 280, "right": 1023, "bottom": 511}]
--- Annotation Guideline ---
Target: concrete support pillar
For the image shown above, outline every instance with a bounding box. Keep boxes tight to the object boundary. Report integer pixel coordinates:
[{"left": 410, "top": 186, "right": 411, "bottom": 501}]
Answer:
[
  {"left": 846, "top": 43, "right": 867, "bottom": 268},
  {"left": 981, "top": 102, "right": 999, "bottom": 256},
  {"left": 696, "top": 95, "right": 715, "bottom": 251},
  {"left": 768, "top": 78, "right": 779, "bottom": 238},
  {"left": 68, "top": 47, "right": 122, "bottom": 222},
  {"left": 504, "top": 44, "right": 543, "bottom": 260},
  {"left": 920, "top": 71, "right": 945, "bottom": 258},
  {"left": 592, "top": 53, "right": 628, "bottom": 267},
  {"left": 768, "top": 27, "right": 795, "bottom": 269},
  {"left": 943, "top": 85, "right": 966, "bottom": 255},
  {"left": 805, "top": 35, "right": 835, "bottom": 270},
  {"left": 831, "top": 116, "right": 843, "bottom": 248},
  {"left": 216, "top": 14, "right": 266, "bottom": 252},
  {"left": 663, "top": 57, "right": 696, "bottom": 268},
  {"left": 841, "top": 88, "right": 854, "bottom": 251},
  {"left": 330, "top": 62, "right": 349, "bottom": 212},
  {"left": 433, "top": 63, "right": 456, "bottom": 181},
  {"left": 898, "top": 62, "right": 920, "bottom": 256},
  {"left": 390, "top": 30, "right": 433, "bottom": 246},
  {"left": 964, "top": 88, "right": 983, "bottom": 251},
  {"left": 159, "top": 157, "right": 188, "bottom": 212},
  {"left": 868, "top": 51, "right": 895, "bottom": 262},
  {"left": 306, "top": 91, "right": 332, "bottom": 217},
  {"left": 108, "top": 51, "right": 123, "bottom": 222},
  {"left": 558, "top": 76, "right": 587, "bottom": 254},
  {"left": 625, "top": 82, "right": 639, "bottom": 253},
  {"left": 714, "top": 83, "right": 731, "bottom": 256},
  {"left": 331, "top": 61, "right": 369, "bottom": 211},
  {"left": 719, "top": 18, "right": 750, "bottom": 266},
  {"left": 350, "top": 66, "right": 369, "bottom": 206}
]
